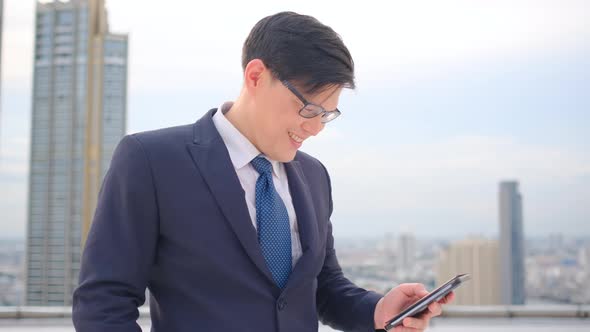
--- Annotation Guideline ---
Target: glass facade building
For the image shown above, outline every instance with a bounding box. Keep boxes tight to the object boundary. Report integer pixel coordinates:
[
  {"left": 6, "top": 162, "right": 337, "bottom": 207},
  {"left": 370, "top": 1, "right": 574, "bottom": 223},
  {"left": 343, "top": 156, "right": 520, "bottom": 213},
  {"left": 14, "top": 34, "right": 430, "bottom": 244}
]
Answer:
[
  {"left": 0, "top": 0, "right": 4, "bottom": 136},
  {"left": 25, "top": 0, "right": 127, "bottom": 306},
  {"left": 499, "top": 181, "right": 526, "bottom": 305}
]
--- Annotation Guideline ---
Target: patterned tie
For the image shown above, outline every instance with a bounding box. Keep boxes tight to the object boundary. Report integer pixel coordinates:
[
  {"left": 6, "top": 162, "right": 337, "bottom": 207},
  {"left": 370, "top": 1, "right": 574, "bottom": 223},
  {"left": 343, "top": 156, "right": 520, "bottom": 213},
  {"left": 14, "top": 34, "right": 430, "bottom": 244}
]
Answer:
[{"left": 251, "top": 155, "right": 292, "bottom": 289}]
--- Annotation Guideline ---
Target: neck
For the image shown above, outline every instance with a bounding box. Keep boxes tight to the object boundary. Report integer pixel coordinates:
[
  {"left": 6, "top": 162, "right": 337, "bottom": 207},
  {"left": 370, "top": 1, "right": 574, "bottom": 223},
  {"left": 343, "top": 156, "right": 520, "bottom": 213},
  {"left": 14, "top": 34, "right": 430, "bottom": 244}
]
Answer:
[{"left": 224, "top": 94, "right": 259, "bottom": 152}]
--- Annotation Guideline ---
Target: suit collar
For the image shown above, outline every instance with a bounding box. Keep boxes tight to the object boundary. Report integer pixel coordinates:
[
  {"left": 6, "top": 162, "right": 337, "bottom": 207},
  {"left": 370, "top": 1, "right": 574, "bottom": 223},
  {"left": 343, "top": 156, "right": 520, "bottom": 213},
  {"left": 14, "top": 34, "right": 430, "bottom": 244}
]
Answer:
[
  {"left": 213, "top": 103, "right": 259, "bottom": 170},
  {"left": 208, "top": 105, "right": 282, "bottom": 177}
]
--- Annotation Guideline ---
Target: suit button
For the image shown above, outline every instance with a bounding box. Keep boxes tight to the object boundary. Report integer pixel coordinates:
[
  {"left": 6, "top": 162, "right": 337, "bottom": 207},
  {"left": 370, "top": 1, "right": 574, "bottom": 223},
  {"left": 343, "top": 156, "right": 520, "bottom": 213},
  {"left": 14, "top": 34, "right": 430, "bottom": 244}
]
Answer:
[{"left": 277, "top": 298, "right": 287, "bottom": 311}]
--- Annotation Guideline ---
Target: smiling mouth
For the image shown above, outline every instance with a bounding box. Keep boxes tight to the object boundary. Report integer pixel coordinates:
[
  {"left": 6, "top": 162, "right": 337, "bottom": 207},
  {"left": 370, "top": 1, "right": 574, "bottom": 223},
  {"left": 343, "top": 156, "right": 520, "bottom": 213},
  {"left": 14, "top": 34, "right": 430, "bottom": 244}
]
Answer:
[{"left": 288, "top": 131, "right": 304, "bottom": 143}]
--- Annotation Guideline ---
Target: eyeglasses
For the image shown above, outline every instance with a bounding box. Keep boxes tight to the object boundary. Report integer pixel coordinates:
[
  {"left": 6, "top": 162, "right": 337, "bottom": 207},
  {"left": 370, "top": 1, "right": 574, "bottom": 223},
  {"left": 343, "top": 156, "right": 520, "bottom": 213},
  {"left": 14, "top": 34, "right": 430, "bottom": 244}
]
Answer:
[{"left": 281, "top": 80, "right": 341, "bottom": 123}]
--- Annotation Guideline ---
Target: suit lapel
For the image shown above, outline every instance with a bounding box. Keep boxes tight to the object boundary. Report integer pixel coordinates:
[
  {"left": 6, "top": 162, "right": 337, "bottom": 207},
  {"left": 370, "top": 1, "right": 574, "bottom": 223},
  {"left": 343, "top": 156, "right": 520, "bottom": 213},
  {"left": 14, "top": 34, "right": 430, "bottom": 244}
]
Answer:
[
  {"left": 284, "top": 159, "right": 320, "bottom": 291},
  {"left": 186, "top": 109, "right": 276, "bottom": 286}
]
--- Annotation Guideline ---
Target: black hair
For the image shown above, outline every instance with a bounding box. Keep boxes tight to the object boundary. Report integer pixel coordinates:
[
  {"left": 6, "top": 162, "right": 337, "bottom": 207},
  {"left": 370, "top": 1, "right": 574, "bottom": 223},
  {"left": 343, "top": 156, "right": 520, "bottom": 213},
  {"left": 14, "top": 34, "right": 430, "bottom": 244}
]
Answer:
[{"left": 242, "top": 11, "right": 355, "bottom": 94}]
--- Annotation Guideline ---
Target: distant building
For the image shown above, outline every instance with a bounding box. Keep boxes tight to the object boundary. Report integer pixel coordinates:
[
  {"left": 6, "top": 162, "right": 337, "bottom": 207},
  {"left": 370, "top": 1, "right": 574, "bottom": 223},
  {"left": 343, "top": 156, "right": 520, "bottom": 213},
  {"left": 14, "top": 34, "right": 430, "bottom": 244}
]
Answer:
[
  {"left": 499, "top": 181, "right": 526, "bottom": 305},
  {"left": 436, "top": 237, "right": 501, "bottom": 305},
  {"left": 547, "top": 233, "right": 564, "bottom": 252},
  {"left": 579, "top": 246, "right": 590, "bottom": 268},
  {"left": 0, "top": 0, "right": 4, "bottom": 140},
  {"left": 25, "top": 0, "right": 127, "bottom": 306},
  {"left": 397, "top": 233, "right": 416, "bottom": 270}
]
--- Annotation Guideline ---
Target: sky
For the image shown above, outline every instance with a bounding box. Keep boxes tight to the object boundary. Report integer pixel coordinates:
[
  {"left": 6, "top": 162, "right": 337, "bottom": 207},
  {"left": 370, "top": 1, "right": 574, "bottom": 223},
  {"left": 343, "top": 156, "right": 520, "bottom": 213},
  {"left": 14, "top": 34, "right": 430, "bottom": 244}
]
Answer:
[{"left": 0, "top": 0, "right": 589, "bottom": 240}]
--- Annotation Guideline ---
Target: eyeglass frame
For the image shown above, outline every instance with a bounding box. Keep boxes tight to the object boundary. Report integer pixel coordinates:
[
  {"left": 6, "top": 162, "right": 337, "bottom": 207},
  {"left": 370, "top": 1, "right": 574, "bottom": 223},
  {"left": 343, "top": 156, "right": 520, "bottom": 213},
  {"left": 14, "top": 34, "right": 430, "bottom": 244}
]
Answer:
[{"left": 281, "top": 80, "right": 341, "bottom": 123}]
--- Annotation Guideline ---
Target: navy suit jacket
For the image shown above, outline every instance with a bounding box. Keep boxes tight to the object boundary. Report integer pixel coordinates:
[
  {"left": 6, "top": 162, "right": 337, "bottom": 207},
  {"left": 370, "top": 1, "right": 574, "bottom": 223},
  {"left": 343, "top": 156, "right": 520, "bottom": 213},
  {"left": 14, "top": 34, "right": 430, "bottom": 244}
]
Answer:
[{"left": 72, "top": 109, "right": 382, "bottom": 332}]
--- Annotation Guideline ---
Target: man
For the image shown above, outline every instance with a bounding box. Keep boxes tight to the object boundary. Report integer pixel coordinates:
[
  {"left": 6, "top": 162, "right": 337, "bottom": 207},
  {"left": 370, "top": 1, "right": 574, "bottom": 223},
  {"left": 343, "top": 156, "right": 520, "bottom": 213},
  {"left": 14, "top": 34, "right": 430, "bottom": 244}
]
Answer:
[{"left": 73, "top": 11, "right": 453, "bottom": 332}]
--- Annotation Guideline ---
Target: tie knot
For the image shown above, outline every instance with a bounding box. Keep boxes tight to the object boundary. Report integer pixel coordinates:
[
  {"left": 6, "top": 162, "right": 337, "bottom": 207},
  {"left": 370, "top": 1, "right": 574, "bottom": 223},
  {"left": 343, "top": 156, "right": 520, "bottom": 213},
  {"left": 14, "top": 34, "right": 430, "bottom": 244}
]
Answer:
[{"left": 251, "top": 156, "right": 273, "bottom": 176}]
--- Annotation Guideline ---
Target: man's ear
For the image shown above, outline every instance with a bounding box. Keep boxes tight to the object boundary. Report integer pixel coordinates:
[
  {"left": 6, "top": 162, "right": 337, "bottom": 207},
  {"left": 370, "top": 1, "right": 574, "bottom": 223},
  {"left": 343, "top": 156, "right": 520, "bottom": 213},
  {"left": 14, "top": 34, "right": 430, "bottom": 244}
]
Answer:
[{"left": 243, "top": 59, "right": 268, "bottom": 94}]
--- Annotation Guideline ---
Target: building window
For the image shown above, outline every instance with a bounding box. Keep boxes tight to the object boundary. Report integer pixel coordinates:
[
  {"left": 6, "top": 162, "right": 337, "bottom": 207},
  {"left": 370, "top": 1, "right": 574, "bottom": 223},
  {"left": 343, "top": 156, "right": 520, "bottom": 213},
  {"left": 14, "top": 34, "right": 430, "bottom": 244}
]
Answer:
[{"left": 57, "top": 10, "right": 74, "bottom": 26}]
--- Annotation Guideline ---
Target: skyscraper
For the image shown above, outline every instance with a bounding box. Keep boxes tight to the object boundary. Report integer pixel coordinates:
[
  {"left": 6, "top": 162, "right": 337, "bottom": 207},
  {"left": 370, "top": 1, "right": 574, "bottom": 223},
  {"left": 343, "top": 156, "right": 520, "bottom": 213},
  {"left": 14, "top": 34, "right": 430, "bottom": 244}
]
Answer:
[
  {"left": 397, "top": 233, "right": 416, "bottom": 271},
  {"left": 25, "top": 0, "right": 128, "bottom": 306},
  {"left": 498, "top": 181, "right": 526, "bottom": 305},
  {"left": 0, "top": 0, "right": 4, "bottom": 138},
  {"left": 436, "top": 238, "right": 501, "bottom": 305},
  {"left": 578, "top": 246, "right": 589, "bottom": 270}
]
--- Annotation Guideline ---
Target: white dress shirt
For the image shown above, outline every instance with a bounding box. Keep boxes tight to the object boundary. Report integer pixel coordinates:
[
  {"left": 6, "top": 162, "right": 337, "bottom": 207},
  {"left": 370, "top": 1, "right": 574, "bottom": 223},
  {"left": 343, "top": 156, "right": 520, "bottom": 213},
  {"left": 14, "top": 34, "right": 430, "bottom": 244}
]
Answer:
[{"left": 212, "top": 102, "right": 303, "bottom": 268}]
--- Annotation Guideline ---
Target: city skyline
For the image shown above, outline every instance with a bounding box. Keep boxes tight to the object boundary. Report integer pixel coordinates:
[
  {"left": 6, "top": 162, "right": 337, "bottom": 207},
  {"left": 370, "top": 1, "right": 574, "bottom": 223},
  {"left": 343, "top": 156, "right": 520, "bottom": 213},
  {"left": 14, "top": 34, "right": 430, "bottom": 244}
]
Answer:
[
  {"left": 1, "top": 0, "right": 589, "bottom": 239},
  {"left": 2, "top": 232, "right": 589, "bottom": 307}
]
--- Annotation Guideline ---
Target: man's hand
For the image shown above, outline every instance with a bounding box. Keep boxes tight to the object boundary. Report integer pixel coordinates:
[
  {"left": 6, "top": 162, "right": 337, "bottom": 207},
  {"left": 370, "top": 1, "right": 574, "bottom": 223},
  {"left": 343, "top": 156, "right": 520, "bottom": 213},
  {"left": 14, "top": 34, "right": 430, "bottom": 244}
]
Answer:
[{"left": 373, "top": 283, "right": 455, "bottom": 331}]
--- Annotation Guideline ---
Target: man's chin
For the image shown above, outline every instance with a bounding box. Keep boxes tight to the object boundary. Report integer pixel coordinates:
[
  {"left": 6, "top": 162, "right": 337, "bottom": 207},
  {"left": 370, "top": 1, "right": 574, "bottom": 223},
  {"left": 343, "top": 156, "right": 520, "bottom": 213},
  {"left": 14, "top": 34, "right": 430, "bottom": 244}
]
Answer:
[{"left": 272, "top": 151, "right": 297, "bottom": 163}]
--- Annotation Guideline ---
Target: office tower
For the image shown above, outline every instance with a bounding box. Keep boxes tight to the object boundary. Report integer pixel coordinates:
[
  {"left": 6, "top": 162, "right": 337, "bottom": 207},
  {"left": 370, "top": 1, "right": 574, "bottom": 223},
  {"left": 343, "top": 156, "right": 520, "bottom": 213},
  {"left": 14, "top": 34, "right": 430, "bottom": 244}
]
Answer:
[
  {"left": 547, "top": 233, "right": 564, "bottom": 252},
  {"left": 579, "top": 246, "right": 590, "bottom": 269},
  {"left": 397, "top": 233, "right": 416, "bottom": 270},
  {"left": 436, "top": 237, "right": 501, "bottom": 305},
  {"left": 0, "top": 0, "right": 3, "bottom": 138},
  {"left": 499, "top": 181, "right": 526, "bottom": 305},
  {"left": 25, "top": 0, "right": 127, "bottom": 306}
]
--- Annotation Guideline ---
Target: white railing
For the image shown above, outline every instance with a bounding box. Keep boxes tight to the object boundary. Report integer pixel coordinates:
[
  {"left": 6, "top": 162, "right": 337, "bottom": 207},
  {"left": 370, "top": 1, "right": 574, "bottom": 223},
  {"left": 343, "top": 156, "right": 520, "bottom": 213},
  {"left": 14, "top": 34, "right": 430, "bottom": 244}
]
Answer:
[{"left": 0, "top": 305, "right": 589, "bottom": 319}]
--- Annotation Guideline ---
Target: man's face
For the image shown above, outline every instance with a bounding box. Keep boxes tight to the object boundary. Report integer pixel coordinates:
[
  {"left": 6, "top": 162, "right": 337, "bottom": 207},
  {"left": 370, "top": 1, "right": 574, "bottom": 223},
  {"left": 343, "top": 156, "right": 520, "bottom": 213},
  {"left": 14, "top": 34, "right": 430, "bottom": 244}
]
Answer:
[{"left": 251, "top": 71, "right": 342, "bottom": 162}]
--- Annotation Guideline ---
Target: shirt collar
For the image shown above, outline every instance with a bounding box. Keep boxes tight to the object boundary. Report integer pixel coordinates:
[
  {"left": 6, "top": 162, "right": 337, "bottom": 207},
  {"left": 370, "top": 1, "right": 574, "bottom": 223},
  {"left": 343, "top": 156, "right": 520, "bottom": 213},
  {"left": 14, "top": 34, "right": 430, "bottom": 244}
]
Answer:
[{"left": 212, "top": 101, "right": 282, "bottom": 178}]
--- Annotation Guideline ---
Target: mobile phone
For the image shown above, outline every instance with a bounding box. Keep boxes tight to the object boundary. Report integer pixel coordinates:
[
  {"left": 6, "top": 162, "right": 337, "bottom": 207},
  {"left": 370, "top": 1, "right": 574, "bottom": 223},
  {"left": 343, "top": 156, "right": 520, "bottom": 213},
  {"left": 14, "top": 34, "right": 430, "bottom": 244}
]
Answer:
[{"left": 383, "top": 273, "right": 471, "bottom": 331}]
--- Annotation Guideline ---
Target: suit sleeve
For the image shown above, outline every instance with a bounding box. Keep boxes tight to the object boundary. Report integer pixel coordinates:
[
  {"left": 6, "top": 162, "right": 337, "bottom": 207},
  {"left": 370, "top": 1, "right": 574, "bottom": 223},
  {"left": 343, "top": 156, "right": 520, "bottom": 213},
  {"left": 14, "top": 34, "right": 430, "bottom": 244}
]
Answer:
[
  {"left": 72, "top": 134, "right": 159, "bottom": 332},
  {"left": 316, "top": 162, "right": 384, "bottom": 332}
]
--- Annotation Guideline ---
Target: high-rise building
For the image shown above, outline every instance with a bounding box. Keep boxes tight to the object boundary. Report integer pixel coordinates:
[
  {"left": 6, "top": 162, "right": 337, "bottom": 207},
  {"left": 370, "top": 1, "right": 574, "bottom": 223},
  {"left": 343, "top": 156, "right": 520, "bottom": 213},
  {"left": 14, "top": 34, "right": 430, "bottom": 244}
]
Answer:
[
  {"left": 0, "top": 0, "right": 4, "bottom": 138},
  {"left": 397, "top": 233, "right": 416, "bottom": 270},
  {"left": 25, "top": 0, "right": 128, "bottom": 306},
  {"left": 579, "top": 246, "right": 590, "bottom": 269},
  {"left": 436, "top": 237, "right": 501, "bottom": 305},
  {"left": 498, "top": 181, "right": 526, "bottom": 305}
]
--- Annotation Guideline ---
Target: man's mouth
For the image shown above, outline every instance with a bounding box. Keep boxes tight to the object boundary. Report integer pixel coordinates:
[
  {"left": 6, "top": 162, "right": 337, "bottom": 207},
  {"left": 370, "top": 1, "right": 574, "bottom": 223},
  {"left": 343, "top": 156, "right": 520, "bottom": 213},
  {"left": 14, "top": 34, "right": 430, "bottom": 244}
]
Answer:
[{"left": 288, "top": 131, "right": 304, "bottom": 143}]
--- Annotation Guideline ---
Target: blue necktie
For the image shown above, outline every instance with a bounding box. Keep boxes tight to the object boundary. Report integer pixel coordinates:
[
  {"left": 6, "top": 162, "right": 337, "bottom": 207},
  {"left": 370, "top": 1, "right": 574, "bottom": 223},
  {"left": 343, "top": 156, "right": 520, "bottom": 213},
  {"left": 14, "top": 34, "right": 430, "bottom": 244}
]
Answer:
[{"left": 251, "top": 156, "right": 292, "bottom": 289}]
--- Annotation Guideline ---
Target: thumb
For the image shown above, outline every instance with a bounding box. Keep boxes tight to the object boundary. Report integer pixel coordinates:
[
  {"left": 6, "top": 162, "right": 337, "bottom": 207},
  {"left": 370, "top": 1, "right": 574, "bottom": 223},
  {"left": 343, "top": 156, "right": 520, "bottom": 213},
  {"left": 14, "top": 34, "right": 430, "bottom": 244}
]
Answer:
[
  {"left": 415, "top": 284, "right": 429, "bottom": 298},
  {"left": 400, "top": 283, "right": 429, "bottom": 298}
]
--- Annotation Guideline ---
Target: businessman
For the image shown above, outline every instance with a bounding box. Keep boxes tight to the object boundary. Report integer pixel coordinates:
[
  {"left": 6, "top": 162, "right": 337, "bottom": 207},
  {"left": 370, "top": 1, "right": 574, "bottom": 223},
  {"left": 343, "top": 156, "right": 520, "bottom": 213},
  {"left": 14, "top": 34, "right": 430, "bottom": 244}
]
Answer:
[{"left": 73, "top": 11, "right": 453, "bottom": 332}]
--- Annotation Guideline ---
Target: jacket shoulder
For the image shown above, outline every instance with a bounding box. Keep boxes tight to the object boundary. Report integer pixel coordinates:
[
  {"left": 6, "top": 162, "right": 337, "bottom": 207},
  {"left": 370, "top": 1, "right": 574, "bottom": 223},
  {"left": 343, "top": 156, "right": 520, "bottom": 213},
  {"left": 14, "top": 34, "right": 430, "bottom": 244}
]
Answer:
[
  {"left": 129, "top": 123, "right": 194, "bottom": 148},
  {"left": 295, "top": 150, "right": 327, "bottom": 173}
]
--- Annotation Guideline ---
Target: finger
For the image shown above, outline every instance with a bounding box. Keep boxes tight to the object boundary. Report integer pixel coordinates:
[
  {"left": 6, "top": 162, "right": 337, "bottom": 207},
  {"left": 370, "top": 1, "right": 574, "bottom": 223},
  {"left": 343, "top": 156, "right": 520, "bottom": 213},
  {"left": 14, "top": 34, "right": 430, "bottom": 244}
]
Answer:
[
  {"left": 428, "top": 302, "right": 442, "bottom": 316},
  {"left": 402, "top": 316, "right": 429, "bottom": 330},
  {"left": 393, "top": 325, "right": 422, "bottom": 332},
  {"left": 414, "top": 283, "right": 429, "bottom": 297},
  {"left": 399, "top": 283, "right": 429, "bottom": 298},
  {"left": 413, "top": 308, "right": 431, "bottom": 319},
  {"left": 438, "top": 291, "right": 454, "bottom": 304},
  {"left": 442, "top": 291, "right": 455, "bottom": 304}
]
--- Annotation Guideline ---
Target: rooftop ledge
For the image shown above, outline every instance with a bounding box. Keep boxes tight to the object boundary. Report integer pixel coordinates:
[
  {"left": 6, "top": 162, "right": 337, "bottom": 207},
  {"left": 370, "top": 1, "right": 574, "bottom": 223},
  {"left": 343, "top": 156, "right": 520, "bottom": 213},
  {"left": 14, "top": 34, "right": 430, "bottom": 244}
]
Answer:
[{"left": 0, "top": 305, "right": 589, "bottom": 319}]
